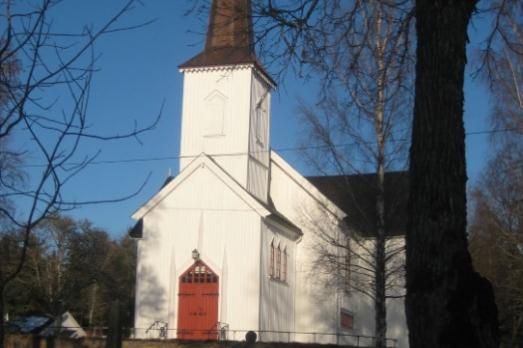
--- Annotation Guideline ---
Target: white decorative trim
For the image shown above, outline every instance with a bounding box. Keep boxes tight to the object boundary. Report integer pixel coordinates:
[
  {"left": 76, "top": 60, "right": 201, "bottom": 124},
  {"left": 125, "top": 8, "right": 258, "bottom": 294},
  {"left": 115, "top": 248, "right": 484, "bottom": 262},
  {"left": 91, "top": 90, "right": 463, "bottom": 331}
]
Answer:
[
  {"left": 264, "top": 216, "right": 301, "bottom": 241},
  {"left": 252, "top": 67, "right": 276, "bottom": 89},
  {"left": 180, "top": 64, "right": 254, "bottom": 73},
  {"left": 180, "top": 64, "right": 276, "bottom": 89}
]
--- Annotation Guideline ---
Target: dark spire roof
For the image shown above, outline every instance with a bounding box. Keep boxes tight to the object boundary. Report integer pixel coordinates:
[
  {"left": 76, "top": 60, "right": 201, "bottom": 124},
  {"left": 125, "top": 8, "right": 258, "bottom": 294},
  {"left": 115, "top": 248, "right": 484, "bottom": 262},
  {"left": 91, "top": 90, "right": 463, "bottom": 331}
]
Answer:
[
  {"left": 180, "top": 0, "right": 255, "bottom": 68},
  {"left": 180, "top": 0, "right": 275, "bottom": 84},
  {"left": 205, "top": 0, "right": 254, "bottom": 53}
]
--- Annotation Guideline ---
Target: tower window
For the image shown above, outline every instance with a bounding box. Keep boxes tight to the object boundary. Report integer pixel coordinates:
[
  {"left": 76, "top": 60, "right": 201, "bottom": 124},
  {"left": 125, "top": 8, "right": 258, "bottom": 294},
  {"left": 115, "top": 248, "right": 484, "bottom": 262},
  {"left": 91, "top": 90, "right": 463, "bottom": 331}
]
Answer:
[{"left": 204, "top": 90, "right": 227, "bottom": 136}]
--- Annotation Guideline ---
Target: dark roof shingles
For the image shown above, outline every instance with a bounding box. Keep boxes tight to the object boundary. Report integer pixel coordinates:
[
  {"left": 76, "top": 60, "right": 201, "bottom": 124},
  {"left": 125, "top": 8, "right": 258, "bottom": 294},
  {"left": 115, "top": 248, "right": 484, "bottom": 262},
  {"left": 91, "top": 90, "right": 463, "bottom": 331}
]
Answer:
[{"left": 306, "top": 172, "right": 408, "bottom": 237}]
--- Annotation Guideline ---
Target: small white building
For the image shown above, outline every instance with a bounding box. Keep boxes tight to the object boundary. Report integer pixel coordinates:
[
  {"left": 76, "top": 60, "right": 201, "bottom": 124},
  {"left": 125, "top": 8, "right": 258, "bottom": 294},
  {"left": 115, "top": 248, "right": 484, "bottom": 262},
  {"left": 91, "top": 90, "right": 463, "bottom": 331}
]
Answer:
[{"left": 130, "top": 0, "right": 408, "bottom": 347}]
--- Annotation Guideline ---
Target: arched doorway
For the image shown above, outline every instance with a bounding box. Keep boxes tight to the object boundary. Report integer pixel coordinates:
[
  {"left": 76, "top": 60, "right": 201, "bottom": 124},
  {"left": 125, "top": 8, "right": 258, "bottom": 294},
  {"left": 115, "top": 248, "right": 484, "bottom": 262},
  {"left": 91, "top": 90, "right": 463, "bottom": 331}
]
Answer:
[{"left": 177, "top": 260, "right": 219, "bottom": 340}]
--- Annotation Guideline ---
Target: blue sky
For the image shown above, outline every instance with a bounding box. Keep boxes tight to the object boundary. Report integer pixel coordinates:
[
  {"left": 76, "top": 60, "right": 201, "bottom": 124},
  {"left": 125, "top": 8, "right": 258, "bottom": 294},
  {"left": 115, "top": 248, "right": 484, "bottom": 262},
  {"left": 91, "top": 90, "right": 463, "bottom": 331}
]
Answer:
[{"left": 18, "top": 0, "right": 494, "bottom": 237}]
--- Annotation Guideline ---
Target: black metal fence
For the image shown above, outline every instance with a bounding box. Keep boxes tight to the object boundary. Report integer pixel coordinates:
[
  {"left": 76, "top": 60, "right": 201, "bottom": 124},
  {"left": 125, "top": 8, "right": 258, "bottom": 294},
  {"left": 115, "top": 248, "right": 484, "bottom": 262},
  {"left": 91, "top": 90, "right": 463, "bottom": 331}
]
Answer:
[
  {"left": 7, "top": 325, "right": 398, "bottom": 348},
  {"left": 89, "top": 326, "right": 397, "bottom": 347}
]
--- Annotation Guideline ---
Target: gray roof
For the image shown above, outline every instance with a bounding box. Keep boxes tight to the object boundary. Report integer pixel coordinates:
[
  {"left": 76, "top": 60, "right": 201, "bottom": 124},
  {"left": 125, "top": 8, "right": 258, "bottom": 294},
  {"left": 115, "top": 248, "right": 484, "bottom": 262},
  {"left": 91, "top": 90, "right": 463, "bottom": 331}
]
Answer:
[
  {"left": 306, "top": 171, "right": 408, "bottom": 237},
  {"left": 7, "top": 316, "right": 52, "bottom": 334}
]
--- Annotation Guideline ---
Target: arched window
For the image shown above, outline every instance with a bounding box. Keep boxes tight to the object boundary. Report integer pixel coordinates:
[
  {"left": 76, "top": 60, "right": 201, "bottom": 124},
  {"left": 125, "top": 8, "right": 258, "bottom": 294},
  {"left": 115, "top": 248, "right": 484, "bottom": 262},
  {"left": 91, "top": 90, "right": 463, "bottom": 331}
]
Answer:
[
  {"left": 282, "top": 248, "right": 287, "bottom": 282},
  {"left": 276, "top": 244, "right": 281, "bottom": 279},
  {"left": 269, "top": 241, "right": 275, "bottom": 278}
]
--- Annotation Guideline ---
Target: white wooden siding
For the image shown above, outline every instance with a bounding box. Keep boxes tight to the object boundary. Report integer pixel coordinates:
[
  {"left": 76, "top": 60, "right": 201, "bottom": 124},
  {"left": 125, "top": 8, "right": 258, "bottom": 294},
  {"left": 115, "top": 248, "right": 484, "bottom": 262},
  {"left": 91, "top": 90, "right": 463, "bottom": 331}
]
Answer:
[
  {"left": 269, "top": 153, "right": 347, "bottom": 343},
  {"left": 247, "top": 159, "right": 268, "bottom": 203},
  {"left": 269, "top": 152, "right": 408, "bottom": 347},
  {"left": 134, "top": 163, "right": 262, "bottom": 338},
  {"left": 179, "top": 67, "right": 253, "bottom": 188},
  {"left": 259, "top": 221, "right": 296, "bottom": 342}
]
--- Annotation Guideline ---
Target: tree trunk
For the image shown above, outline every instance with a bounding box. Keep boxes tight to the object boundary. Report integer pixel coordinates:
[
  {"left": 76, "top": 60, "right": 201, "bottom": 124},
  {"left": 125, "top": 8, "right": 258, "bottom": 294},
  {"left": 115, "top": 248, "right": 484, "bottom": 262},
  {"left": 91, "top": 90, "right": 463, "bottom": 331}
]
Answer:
[
  {"left": 89, "top": 283, "right": 98, "bottom": 327},
  {"left": 406, "top": 1, "right": 499, "bottom": 347},
  {"left": 375, "top": 169, "right": 387, "bottom": 348},
  {"left": 0, "top": 285, "right": 5, "bottom": 348},
  {"left": 374, "top": 75, "right": 387, "bottom": 348},
  {"left": 373, "top": 9, "right": 388, "bottom": 347}
]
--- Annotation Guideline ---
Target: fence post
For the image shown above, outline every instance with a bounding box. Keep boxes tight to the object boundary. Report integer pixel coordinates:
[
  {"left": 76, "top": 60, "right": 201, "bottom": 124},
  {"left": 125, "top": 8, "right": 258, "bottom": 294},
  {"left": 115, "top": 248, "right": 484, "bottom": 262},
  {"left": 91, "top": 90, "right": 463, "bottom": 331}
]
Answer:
[{"left": 106, "top": 300, "right": 122, "bottom": 348}]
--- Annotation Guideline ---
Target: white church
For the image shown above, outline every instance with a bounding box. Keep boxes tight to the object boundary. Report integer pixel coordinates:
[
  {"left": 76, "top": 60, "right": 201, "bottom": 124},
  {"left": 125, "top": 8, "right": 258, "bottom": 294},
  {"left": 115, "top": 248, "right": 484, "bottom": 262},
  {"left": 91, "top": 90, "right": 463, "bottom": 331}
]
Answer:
[{"left": 130, "top": 0, "right": 408, "bottom": 347}]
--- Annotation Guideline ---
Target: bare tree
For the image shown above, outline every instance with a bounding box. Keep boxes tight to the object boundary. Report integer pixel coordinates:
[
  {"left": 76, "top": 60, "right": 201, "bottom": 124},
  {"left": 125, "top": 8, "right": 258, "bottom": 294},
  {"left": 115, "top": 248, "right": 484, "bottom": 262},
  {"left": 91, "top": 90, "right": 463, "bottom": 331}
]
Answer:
[
  {"left": 253, "top": 1, "right": 413, "bottom": 346},
  {"left": 26, "top": 214, "right": 77, "bottom": 318},
  {"left": 304, "top": 170, "right": 408, "bottom": 321},
  {"left": 0, "top": 1, "right": 159, "bottom": 346},
  {"left": 5, "top": 214, "right": 137, "bottom": 329},
  {"left": 292, "top": 1, "right": 412, "bottom": 340},
  {"left": 479, "top": 0, "right": 523, "bottom": 146},
  {"left": 251, "top": 1, "right": 505, "bottom": 346},
  {"left": 469, "top": 148, "right": 523, "bottom": 347},
  {"left": 469, "top": 4, "right": 523, "bottom": 344}
]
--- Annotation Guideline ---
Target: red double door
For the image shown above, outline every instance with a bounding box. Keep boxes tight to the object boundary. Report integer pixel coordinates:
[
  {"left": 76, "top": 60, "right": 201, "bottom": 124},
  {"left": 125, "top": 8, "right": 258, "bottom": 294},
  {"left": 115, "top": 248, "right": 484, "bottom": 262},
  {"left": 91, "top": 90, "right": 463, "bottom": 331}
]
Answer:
[{"left": 177, "top": 261, "right": 219, "bottom": 340}]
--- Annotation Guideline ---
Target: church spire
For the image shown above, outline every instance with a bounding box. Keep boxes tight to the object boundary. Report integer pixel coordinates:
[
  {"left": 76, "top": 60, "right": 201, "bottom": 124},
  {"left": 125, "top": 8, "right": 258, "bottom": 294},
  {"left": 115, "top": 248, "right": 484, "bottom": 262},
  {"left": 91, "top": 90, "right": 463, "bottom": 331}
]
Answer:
[
  {"left": 179, "top": 0, "right": 265, "bottom": 71},
  {"left": 205, "top": 0, "right": 253, "bottom": 53}
]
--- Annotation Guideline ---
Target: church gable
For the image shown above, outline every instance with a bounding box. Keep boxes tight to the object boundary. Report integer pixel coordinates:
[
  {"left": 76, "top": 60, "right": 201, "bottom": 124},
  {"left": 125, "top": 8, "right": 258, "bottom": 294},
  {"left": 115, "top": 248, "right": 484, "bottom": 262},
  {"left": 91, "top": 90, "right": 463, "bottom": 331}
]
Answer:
[
  {"left": 269, "top": 150, "right": 347, "bottom": 223},
  {"left": 133, "top": 154, "right": 271, "bottom": 222}
]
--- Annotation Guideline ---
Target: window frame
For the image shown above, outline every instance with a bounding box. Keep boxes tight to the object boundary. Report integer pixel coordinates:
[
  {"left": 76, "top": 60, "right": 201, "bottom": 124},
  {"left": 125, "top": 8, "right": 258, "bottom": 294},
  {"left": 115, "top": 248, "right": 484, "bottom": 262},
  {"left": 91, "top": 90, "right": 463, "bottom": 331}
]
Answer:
[
  {"left": 269, "top": 240, "right": 275, "bottom": 278},
  {"left": 340, "top": 309, "right": 354, "bottom": 331},
  {"left": 275, "top": 244, "right": 281, "bottom": 279},
  {"left": 282, "top": 248, "right": 287, "bottom": 282}
]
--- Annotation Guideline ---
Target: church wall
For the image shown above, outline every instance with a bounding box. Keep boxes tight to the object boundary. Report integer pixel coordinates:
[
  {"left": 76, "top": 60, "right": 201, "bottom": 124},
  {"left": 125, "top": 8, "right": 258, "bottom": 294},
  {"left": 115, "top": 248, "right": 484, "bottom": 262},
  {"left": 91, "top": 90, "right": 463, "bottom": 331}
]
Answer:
[
  {"left": 269, "top": 154, "right": 408, "bottom": 347},
  {"left": 133, "top": 164, "right": 263, "bottom": 339},
  {"left": 269, "top": 155, "right": 345, "bottom": 344},
  {"left": 246, "top": 159, "right": 267, "bottom": 204},
  {"left": 342, "top": 237, "right": 408, "bottom": 348},
  {"left": 179, "top": 67, "right": 254, "bottom": 188},
  {"left": 259, "top": 221, "right": 296, "bottom": 342}
]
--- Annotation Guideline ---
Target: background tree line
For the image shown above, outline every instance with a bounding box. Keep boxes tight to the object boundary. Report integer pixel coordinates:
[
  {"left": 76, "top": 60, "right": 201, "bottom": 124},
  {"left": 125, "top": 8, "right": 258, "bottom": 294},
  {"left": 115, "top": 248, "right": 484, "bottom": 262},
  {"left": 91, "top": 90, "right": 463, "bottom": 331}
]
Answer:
[
  {"left": 1, "top": 214, "right": 136, "bottom": 329},
  {"left": 468, "top": 6, "right": 523, "bottom": 345},
  {"left": 0, "top": 1, "right": 154, "bottom": 345}
]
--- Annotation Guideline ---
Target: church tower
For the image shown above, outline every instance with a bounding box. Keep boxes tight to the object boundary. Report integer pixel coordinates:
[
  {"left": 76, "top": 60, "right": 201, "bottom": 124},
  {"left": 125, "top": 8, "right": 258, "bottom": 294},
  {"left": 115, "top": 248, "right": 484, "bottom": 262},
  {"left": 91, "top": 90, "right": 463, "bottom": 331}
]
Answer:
[{"left": 178, "top": 0, "right": 275, "bottom": 203}]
